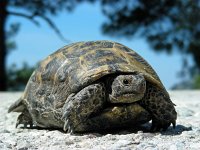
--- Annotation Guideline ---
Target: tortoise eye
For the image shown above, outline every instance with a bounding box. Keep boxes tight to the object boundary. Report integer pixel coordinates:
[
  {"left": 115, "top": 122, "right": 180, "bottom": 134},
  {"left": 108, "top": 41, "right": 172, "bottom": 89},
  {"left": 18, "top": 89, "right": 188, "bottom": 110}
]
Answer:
[{"left": 123, "top": 79, "right": 129, "bottom": 85}]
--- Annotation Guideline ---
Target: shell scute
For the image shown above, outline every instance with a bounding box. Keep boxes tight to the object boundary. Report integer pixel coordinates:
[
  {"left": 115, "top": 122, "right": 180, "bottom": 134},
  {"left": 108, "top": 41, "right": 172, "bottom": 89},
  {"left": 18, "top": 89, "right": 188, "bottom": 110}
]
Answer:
[
  {"left": 80, "top": 41, "right": 114, "bottom": 49},
  {"left": 40, "top": 58, "right": 61, "bottom": 81}
]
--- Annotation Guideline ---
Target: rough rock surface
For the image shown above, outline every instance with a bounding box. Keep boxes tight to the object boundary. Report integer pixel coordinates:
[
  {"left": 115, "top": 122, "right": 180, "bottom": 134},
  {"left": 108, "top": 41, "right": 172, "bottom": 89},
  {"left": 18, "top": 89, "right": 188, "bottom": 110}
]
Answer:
[{"left": 0, "top": 91, "right": 200, "bottom": 150}]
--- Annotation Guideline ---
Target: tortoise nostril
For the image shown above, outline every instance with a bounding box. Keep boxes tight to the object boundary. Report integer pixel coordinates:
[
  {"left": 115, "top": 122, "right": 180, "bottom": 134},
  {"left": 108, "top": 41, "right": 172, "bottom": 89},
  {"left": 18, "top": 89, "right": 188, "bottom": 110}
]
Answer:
[{"left": 123, "top": 79, "right": 129, "bottom": 85}]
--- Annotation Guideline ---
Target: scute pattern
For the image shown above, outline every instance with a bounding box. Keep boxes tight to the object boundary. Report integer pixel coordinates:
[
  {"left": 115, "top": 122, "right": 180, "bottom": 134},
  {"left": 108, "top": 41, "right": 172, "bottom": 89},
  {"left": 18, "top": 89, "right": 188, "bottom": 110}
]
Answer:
[{"left": 30, "top": 41, "right": 166, "bottom": 95}]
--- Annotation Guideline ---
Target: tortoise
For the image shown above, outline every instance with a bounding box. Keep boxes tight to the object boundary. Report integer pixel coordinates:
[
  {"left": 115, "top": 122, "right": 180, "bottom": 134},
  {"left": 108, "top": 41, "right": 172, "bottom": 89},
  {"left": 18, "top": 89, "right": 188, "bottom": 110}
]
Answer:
[{"left": 8, "top": 40, "right": 177, "bottom": 133}]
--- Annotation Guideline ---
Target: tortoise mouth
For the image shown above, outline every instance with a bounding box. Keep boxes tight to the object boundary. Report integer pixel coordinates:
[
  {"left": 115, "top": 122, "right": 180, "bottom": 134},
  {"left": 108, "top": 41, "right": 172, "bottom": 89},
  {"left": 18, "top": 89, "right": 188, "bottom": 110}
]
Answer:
[{"left": 109, "top": 93, "right": 144, "bottom": 104}]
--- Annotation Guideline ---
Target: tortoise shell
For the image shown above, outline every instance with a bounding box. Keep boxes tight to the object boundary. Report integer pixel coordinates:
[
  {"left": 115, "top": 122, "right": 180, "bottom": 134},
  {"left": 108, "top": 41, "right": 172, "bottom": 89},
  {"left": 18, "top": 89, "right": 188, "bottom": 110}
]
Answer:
[{"left": 22, "top": 40, "right": 168, "bottom": 110}]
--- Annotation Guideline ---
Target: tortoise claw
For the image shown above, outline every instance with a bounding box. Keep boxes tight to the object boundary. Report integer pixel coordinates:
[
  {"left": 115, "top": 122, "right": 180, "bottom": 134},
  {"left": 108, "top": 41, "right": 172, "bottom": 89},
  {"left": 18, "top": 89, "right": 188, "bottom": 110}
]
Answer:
[
  {"left": 16, "top": 120, "right": 20, "bottom": 128},
  {"left": 172, "top": 120, "right": 176, "bottom": 129},
  {"left": 68, "top": 126, "right": 73, "bottom": 134},
  {"left": 63, "top": 119, "right": 74, "bottom": 133},
  {"left": 63, "top": 119, "right": 69, "bottom": 132}
]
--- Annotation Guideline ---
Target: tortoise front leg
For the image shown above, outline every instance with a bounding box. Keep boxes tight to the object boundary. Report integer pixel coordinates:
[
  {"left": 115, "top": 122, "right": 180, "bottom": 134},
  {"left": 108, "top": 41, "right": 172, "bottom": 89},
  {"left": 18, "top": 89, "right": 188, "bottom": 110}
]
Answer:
[
  {"left": 139, "top": 83, "right": 177, "bottom": 131},
  {"left": 62, "top": 83, "right": 106, "bottom": 133}
]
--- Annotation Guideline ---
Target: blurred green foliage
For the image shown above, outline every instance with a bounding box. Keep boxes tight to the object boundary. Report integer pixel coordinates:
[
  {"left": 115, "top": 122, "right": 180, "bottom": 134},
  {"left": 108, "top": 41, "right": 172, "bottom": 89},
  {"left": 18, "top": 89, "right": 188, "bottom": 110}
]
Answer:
[
  {"left": 7, "top": 63, "right": 35, "bottom": 91},
  {"left": 194, "top": 75, "right": 200, "bottom": 89},
  {"left": 6, "top": 23, "right": 20, "bottom": 53}
]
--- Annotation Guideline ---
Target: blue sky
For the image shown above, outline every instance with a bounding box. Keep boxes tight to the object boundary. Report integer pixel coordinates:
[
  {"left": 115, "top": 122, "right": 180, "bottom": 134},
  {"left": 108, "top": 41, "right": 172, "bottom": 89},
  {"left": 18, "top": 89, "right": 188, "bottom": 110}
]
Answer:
[{"left": 7, "top": 2, "right": 183, "bottom": 89}]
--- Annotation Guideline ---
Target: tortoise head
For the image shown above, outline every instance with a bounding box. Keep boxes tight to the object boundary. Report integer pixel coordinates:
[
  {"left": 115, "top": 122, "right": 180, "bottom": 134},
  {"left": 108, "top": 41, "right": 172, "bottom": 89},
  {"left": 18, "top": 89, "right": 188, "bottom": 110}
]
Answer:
[{"left": 108, "top": 73, "right": 146, "bottom": 103}]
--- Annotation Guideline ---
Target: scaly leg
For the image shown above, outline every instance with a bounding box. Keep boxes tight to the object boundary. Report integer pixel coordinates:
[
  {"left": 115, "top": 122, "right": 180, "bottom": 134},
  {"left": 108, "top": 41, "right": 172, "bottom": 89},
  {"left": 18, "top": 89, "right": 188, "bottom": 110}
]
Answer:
[
  {"left": 62, "top": 83, "right": 106, "bottom": 133},
  {"left": 139, "top": 83, "right": 177, "bottom": 131},
  {"left": 16, "top": 109, "right": 33, "bottom": 128}
]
